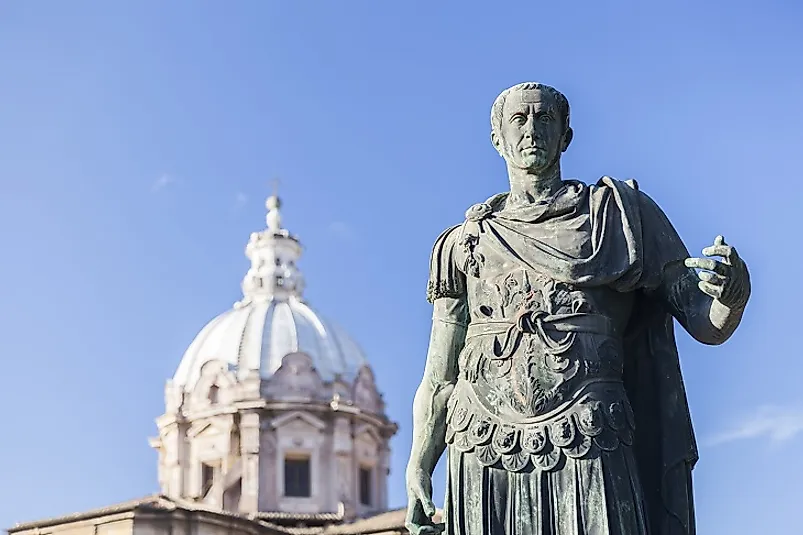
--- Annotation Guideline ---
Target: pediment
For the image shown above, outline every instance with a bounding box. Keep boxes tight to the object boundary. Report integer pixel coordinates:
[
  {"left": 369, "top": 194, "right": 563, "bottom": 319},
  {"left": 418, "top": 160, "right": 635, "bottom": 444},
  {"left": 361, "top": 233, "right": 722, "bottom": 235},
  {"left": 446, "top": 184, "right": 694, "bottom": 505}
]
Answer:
[
  {"left": 188, "top": 421, "right": 223, "bottom": 439},
  {"left": 354, "top": 364, "right": 375, "bottom": 382},
  {"left": 263, "top": 352, "right": 324, "bottom": 400},
  {"left": 353, "top": 369, "right": 381, "bottom": 413},
  {"left": 270, "top": 411, "right": 326, "bottom": 431},
  {"left": 354, "top": 423, "right": 381, "bottom": 444}
]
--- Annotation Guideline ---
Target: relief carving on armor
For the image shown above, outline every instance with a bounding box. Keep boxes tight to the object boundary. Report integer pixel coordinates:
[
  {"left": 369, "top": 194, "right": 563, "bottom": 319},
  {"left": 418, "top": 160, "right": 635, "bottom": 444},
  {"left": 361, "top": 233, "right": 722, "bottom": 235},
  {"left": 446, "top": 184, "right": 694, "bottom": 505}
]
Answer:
[
  {"left": 491, "top": 270, "right": 594, "bottom": 319},
  {"left": 469, "top": 269, "right": 600, "bottom": 417},
  {"left": 446, "top": 384, "right": 635, "bottom": 473}
]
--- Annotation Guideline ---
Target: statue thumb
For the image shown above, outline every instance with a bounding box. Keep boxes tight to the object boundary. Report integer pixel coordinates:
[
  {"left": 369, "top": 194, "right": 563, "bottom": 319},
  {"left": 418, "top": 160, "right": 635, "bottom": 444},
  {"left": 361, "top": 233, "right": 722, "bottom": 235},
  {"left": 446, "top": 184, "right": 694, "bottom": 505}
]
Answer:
[{"left": 423, "top": 500, "right": 436, "bottom": 517}]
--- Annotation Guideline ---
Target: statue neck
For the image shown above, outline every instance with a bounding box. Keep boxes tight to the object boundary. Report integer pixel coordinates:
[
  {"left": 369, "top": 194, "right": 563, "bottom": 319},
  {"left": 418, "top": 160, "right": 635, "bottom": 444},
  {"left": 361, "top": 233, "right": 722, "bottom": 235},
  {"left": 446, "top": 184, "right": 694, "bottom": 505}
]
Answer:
[{"left": 506, "top": 162, "right": 563, "bottom": 206}]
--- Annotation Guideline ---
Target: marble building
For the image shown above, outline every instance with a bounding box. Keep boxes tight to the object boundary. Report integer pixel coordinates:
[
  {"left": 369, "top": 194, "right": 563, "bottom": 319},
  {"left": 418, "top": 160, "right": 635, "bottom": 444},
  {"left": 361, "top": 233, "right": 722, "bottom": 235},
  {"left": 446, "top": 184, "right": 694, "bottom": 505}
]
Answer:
[{"left": 8, "top": 195, "right": 414, "bottom": 535}]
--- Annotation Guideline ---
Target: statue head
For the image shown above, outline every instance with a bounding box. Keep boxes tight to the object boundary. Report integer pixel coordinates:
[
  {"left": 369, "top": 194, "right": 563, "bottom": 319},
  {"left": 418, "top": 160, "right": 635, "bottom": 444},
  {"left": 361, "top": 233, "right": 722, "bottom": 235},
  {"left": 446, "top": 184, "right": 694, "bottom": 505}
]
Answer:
[{"left": 490, "top": 82, "right": 573, "bottom": 172}]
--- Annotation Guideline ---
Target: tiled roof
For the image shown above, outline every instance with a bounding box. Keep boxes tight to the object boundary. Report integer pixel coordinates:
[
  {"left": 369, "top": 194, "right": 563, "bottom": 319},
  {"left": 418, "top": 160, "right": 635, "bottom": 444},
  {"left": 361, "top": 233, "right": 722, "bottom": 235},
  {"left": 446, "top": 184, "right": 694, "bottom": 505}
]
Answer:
[
  {"left": 254, "top": 511, "right": 343, "bottom": 522},
  {"left": 7, "top": 495, "right": 280, "bottom": 534},
  {"left": 322, "top": 508, "right": 442, "bottom": 535},
  {"left": 7, "top": 495, "right": 427, "bottom": 535},
  {"left": 274, "top": 526, "right": 325, "bottom": 535},
  {"left": 9, "top": 495, "right": 168, "bottom": 532}
]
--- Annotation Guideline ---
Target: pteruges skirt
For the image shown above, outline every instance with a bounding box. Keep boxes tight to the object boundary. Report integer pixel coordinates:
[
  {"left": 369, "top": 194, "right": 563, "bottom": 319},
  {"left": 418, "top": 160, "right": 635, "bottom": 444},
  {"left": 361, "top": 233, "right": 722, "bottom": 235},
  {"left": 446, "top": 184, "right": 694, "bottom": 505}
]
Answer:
[{"left": 443, "top": 444, "right": 649, "bottom": 535}]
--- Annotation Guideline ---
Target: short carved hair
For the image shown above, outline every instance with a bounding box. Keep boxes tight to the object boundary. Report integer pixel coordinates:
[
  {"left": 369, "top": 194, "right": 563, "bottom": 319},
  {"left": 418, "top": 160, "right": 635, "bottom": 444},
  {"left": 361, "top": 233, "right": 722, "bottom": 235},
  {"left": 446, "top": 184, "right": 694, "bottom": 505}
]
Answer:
[{"left": 490, "top": 82, "right": 571, "bottom": 139}]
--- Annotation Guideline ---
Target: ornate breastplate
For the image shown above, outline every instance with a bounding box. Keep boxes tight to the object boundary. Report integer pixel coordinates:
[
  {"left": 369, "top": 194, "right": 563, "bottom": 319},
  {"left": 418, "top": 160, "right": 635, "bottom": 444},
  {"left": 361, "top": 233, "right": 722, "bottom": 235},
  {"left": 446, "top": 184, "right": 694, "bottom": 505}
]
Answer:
[
  {"left": 446, "top": 197, "right": 638, "bottom": 472},
  {"left": 460, "top": 267, "right": 625, "bottom": 416}
]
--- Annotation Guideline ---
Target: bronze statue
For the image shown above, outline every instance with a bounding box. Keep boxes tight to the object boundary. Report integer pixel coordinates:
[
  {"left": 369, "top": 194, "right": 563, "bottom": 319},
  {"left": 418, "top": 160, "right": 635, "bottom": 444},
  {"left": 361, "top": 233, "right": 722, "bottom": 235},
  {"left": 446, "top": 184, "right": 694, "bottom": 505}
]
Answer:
[{"left": 405, "top": 83, "right": 750, "bottom": 535}]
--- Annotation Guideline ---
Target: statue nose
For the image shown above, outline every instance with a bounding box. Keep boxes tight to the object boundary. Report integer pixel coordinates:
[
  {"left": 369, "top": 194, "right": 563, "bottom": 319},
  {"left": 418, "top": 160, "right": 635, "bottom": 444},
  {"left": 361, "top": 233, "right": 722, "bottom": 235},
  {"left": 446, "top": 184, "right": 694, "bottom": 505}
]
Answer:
[{"left": 524, "top": 116, "right": 539, "bottom": 138}]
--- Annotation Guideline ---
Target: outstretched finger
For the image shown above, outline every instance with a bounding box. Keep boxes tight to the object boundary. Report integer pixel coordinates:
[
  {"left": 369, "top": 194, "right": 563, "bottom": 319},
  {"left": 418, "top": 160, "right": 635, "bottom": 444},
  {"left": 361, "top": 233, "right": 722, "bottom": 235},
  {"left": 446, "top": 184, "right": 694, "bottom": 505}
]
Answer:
[
  {"left": 684, "top": 257, "right": 730, "bottom": 275},
  {"left": 710, "top": 235, "right": 742, "bottom": 265},
  {"left": 698, "top": 280, "right": 723, "bottom": 299},
  {"left": 702, "top": 244, "right": 733, "bottom": 259},
  {"left": 698, "top": 271, "right": 724, "bottom": 284}
]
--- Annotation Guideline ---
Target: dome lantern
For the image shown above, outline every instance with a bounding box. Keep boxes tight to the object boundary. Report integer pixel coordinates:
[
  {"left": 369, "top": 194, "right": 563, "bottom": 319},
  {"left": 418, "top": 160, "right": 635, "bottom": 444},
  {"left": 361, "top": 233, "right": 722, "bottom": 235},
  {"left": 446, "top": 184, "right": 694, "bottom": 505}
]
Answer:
[{"left": 237, "top": 193, "right": 305, "bottom": 306}]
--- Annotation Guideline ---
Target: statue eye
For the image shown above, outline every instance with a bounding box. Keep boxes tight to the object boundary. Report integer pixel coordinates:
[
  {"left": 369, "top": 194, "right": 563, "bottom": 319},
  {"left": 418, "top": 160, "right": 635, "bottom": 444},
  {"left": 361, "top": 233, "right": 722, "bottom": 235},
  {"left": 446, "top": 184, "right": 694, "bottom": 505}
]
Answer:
[
  {"left": 539, "top": 114, "right": 553, "bottom": 123},
  {"left": 510, "top": 113, "right": 527, "bottom": 125}
]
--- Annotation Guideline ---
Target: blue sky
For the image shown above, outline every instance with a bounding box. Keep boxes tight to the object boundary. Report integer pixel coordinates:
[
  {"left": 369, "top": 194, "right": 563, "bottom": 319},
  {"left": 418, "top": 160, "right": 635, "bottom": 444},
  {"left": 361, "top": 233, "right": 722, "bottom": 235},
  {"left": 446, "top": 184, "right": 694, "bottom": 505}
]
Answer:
[{"left": 1, "top": 1, "right": 802, "bottom": 532}]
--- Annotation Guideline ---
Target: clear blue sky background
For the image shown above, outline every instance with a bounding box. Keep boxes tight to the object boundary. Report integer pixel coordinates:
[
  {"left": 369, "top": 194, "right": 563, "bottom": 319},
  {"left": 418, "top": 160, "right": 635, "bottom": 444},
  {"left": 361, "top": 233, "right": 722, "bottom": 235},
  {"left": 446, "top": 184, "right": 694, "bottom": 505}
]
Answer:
[{"left": 1, "top": 1, "right": 802, "bottom": 532}]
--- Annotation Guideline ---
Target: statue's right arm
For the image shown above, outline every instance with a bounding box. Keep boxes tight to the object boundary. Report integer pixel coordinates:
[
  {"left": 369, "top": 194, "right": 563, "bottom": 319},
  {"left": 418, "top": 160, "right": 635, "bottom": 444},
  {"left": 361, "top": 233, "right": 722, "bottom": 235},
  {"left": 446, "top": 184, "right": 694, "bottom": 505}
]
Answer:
[{"left": 406, "top": 295, "right": 468, "bottom": 478}]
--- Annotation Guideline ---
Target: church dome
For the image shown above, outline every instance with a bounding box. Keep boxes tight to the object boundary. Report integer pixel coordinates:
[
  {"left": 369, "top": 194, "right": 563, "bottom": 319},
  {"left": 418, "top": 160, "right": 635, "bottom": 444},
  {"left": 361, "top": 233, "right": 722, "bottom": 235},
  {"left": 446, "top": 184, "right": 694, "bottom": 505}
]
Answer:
[{"left": 172, "top": 194, "right": 368, "bottom": 390}]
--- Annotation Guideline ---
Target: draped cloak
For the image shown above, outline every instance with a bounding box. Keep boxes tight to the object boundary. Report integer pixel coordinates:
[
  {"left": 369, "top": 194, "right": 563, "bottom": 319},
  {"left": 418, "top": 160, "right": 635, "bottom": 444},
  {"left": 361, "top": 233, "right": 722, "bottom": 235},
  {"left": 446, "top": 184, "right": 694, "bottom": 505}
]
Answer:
[{"left": 427, "top": 177, "right": 698, "bottom": 535}]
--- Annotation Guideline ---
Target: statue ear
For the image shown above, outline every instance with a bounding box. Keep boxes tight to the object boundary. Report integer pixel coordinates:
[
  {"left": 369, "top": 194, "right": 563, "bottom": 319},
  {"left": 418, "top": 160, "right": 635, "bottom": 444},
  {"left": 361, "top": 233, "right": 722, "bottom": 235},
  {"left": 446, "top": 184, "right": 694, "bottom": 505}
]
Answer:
[
  {"left": 491, "top": 131, "right": 503, "bottom": 156},
  {"left": 561, "top": 127, "right": 574, "bottom": 152}
]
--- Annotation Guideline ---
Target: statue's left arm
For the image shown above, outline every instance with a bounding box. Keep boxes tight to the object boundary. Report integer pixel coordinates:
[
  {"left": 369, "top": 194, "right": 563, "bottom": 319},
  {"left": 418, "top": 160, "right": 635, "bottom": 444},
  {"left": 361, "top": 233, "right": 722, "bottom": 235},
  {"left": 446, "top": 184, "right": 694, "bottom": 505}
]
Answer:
[
  {"left": 658, "top": 236, "right": 750, "bottom": 345},
  {"left": 638, "top": 189, "right": 751, "bottom": 345}
]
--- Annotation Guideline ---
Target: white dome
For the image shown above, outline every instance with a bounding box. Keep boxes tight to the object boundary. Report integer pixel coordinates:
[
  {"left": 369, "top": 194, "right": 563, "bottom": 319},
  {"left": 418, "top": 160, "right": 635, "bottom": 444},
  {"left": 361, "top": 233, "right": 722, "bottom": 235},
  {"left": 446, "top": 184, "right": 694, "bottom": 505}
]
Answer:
[
  {"left": 173, "top": 296, "right": 367, "bottom": 389},
  {"left": 172, "top": 194, "right": 369, "bottom": 390}
]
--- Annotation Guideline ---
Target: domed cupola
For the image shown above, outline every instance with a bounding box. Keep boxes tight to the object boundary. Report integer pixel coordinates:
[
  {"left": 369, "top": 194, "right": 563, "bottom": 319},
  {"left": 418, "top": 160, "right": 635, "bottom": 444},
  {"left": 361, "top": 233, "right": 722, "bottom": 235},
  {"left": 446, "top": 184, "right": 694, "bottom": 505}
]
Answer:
[
  {"left": 172, "top": 195, "right": 368, "bottom": 391},
  {"left": 150, "top": 192, "right": 397, "bottom": 522}
]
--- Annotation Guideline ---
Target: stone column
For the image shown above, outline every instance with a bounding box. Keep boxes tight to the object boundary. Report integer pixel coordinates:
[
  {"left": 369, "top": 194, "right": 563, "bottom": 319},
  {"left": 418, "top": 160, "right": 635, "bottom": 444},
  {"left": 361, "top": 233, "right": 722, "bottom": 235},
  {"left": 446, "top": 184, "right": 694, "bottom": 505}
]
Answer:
[
  {"left": 259, "top": 423, "right": 278, "bottom": 511},
  {"left": 333, "top": 415, "right": 355, "bottom": 518},
  {"left": 155, "top": 418, "right": 187, "bottom": 498},
  {"left": 239, "top": 411, "right": 260, "bottom": 512},
  {"left": 319, "top": 416, "right": 335, "bottom": 511},
  {"left": 378, "top": 440, "right": 391, "bottom": 510}
]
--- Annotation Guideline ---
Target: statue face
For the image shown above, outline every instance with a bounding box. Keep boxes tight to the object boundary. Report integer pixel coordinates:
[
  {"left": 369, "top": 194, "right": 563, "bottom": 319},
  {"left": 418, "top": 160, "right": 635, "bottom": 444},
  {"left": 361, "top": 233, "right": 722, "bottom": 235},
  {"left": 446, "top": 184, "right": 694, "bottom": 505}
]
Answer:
[{"left": 496, "top": 89, "right": 570, "bottom": 171}]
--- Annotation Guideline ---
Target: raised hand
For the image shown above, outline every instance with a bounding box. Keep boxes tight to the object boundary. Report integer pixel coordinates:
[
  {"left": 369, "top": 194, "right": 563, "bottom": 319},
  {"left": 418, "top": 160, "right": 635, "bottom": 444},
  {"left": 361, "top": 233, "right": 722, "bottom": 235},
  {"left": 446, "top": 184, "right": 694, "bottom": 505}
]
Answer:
[
  {"left": 405, "top": 468, "right": 444, "bottom": 535},
  {"left": 684, "top": 235, "right": 750, "bottom": 309}
]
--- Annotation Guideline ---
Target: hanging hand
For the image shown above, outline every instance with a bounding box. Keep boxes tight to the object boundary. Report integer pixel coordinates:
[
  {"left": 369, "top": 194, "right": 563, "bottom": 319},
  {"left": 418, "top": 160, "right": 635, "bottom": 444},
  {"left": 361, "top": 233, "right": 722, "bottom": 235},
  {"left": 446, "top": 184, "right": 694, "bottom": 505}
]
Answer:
[{"left": 405, "top": 468, "right": 444, "bottom": 535}]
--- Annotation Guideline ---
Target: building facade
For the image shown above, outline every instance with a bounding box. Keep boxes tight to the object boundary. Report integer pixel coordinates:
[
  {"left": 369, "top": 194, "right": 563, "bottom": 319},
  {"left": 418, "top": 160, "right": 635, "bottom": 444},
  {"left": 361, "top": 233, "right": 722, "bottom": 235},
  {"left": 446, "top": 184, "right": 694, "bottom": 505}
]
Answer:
[{"left": 8, "top": 194, "right": 412, "bottom": 535}]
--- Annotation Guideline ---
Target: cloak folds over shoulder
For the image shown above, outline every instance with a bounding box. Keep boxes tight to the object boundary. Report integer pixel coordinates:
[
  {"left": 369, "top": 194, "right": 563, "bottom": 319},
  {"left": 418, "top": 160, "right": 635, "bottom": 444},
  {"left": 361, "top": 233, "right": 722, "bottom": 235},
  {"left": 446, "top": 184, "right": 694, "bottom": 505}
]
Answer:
[{"left": 430, "top": 177, "right": 698, "bottom": 535}]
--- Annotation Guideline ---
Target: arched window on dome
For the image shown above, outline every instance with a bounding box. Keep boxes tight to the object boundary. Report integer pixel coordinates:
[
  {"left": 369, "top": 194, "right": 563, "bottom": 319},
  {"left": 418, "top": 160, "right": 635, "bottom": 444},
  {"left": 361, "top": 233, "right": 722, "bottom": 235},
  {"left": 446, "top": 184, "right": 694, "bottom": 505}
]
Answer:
[{"left": 208, "top": 384, "right": 219, "bottom": 405}]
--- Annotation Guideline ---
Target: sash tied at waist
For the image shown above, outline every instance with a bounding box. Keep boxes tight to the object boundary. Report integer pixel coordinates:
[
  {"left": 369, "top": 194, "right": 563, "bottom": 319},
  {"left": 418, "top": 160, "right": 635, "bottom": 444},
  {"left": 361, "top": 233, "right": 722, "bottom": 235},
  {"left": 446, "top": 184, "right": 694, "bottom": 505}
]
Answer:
[{"left": 466, "top": 311, "right": 618, "bottom": 362}]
